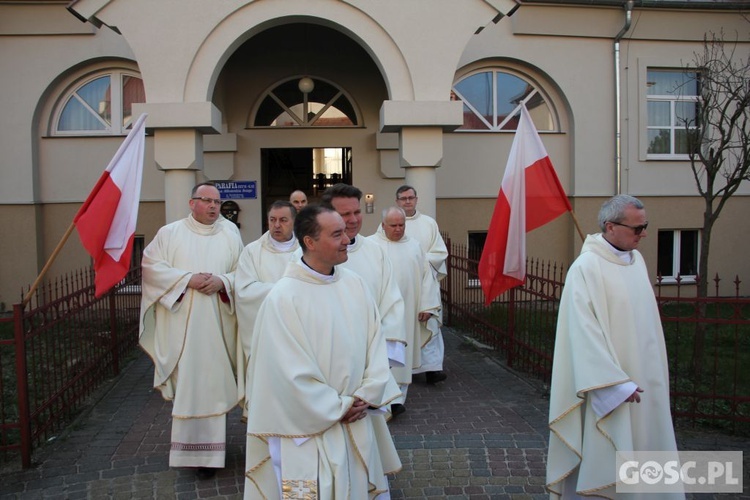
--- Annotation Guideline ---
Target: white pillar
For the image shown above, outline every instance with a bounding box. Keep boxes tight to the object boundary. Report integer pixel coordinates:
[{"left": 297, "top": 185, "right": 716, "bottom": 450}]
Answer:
[
  {"left": 133, "top": 102, "right": 222, "bottom": 223},
  {"left": 400, "top": 126, "right": 445, "bottom": 219},
  {"left": 404, "top": 167, "right": 437, "bottom": 218},
  {"left": 154, "top": 129, "right": 203, "bottom": 223},
  {"left": 164, "top": 170, "right": 197, "bottom": 223},
  {"left": 380, "top": 101, "right": 462, "bottom": 220}
]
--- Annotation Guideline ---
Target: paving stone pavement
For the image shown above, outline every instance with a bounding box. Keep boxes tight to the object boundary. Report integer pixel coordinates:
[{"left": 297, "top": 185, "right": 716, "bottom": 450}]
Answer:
[{"left": 1, "top": 327, "right": 748, "bottom": 499}]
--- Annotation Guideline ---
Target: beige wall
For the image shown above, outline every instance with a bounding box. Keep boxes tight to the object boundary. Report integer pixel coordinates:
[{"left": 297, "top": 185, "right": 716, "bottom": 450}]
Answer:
[
  {"left": 461, "top": 9, "right": 615, "bottom": 197},
  {"left": 641, "top": 196, "right": 750, "bottom": 297},
  {"left": 0, "top": 6, "right": 133, "bottom": 205},
  {"left": 621, "top": 39, "right": 750, "bottom": 196},
  {"left": 437, "top": 197, "right": 583, "bottom": 272},
  {"left": 0, "top": 206, "right": 43, "bottom": 309},
  {"left": 38, "top": 137, "right": 163, "bottom": 203},
  {"left": 2, "top": 1, "right": 749, "bottom": 304},
  {"left": 134, "top": 203, "right": 168, "bottom": 248},
  {"left": 0, "top": 202, "right": 166, "bottom": 309},
  {"left": 441, "top": 131, "right": 572, "bottom": 198},
  {"left": 437, "top": 195, "right": 750, "bottom": 297}
]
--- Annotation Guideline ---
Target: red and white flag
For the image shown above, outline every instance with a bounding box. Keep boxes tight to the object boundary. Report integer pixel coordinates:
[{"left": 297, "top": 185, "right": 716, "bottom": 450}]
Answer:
[
  {"left": 74, "top": 113, "right": 147, "bottom": 297},
  {"left": 478, "top": 104, "right": 571, "bottom": 305}
]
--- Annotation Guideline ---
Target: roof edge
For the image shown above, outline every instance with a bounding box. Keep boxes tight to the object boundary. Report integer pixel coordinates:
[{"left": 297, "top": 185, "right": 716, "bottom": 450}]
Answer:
[{"left": 515, "top": 0, "right": 748, "bottom": 10}]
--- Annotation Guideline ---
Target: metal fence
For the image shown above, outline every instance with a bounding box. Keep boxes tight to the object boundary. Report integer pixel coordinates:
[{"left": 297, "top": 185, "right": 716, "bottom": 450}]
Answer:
[
  {"left": 440, "top": 235, "right": 750, "bottom": 433},
  {"left": 0, "top": 266, "right": 142, "bottom": 468},
  {"left": 440, "top": 236, "right": 563, "bottom": 382},
  {"left": 1, "top": 235, "right": 748, "bottom": 469},
  {"left": 657, "top": 275, "right": 750, "bottom": 433}
]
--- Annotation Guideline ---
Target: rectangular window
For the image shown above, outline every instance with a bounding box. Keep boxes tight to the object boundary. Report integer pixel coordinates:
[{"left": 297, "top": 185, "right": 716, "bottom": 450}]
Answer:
[
  {"left": 646, "top": 69, "right": 700, "bottom": 158},
  {"left": 113, "top": 234, "right": 145, "bottom": 294},
  {"left": 131, "top": 235, "right": 145, "bottom": 269},
  {"left": 467, "top": 231, "right": 487, "bottom": 288},
  {"left": 657, "top": 229, "right": 699, "bottom": 282}
]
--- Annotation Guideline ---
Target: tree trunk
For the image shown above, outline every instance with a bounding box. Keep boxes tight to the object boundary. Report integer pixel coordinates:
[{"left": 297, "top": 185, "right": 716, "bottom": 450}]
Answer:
[{"left": 690, "top": 209, "right": 714, "bottom": 382}]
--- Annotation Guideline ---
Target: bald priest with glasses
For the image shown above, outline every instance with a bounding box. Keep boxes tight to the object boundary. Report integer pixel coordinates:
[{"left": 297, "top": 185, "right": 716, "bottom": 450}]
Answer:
[{"left": 546, "top": 195, "right": 683, "bottom": 499}]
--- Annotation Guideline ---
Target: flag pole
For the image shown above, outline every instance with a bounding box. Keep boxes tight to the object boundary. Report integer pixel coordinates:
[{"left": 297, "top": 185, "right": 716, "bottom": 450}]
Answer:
[
  {"left": 569, "top": 209, "right": 586, "bottom": 243},
  {"left": 22, "top": 220, "right": 77, "bottom": 307},
  {"left": 22, "top": 113, "right": 147, "bottom": 306}
]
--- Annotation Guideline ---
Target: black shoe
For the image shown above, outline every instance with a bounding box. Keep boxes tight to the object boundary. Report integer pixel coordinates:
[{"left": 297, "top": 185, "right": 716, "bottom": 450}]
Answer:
[
  {"left": 391, "top": 403, "right": 406, "bottom": 418},
  {"left": 425, "top": 371, "right": 447, "bottom": 384},
  {"left": 196, "top": 467, "right": 216, "bottom": 480}
]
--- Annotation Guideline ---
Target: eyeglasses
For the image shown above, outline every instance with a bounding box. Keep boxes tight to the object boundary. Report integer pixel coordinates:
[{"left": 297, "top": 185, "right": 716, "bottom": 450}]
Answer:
[
  {"left": 609, "top": 221, "right": 649, "bottom": 235},
  {"left": 192, "top": 196, "right": 222, "bottom": 206},
  {"left": 397, "top": 196, "right": 417, "bottom": 202}
]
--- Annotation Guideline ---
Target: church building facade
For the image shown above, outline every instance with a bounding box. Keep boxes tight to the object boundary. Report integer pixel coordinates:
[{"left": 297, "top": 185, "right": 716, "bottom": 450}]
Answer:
[{"left": 1, "top": 0, "right": 748, "bottom": 305}]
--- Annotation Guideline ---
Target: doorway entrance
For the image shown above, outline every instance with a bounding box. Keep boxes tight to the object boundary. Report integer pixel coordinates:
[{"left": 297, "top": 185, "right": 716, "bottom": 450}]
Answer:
[{"left": 260, "top": 147, "right": 352, "bottom": 230}]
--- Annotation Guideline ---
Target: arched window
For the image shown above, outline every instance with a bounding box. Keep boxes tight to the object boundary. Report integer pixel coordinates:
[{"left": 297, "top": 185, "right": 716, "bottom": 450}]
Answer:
[
  {"left": 52, "top": 69, "right": 145, "bottom": 135},
  {"left": 452, "top": 69, "right": 556, "bottom": 132},
  {"left": 252, "top": 77, "right": 360, "bottom": 127}
]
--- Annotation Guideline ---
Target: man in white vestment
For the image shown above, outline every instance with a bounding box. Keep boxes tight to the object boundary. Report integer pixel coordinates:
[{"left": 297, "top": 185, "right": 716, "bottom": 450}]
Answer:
[
  {"left": 235, "top": 200, "right": 299, "bottom": 417},
  {"left": 244, "top": 205, "right": 402, "bottom": 499},
  {"left": 394, "top": 185, "right": 448, "bottom": 280},
  {"left": 369, "top": 207, "right": 441, "bottom": 417},
  {"left": 139, "top": 182, "right": 244, "bottom": 479},
  {"left": 289, "top": 190, "right": 308, "bottom": 211},
  {"left": 319, "top": 184, "right": 407, "bottom": 386},
  {"left": 546, "top": 195, "right": 683, "bottom": 499},
  {"left": 393, "top": 184, "right": 448, "bottom": 384}
]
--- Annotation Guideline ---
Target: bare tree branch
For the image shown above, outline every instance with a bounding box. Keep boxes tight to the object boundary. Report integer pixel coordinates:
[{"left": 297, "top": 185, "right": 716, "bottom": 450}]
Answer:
[{"left": 682, "top": 28, "right": 750, "bottom": 297}]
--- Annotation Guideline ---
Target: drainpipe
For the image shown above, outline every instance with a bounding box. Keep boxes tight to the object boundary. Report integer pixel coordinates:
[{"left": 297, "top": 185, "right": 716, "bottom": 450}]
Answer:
[{"left": 614, "top": 0, "right": 634, "bottom": 194}]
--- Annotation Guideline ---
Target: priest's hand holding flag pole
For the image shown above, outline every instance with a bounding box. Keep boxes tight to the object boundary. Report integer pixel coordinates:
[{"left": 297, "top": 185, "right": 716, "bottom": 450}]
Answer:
[
  {"left": 22, "top": 113, "right": 148, "bottom": 306},
  {"left": 478, "top": 103, "right": 583, "bottom": 306}
]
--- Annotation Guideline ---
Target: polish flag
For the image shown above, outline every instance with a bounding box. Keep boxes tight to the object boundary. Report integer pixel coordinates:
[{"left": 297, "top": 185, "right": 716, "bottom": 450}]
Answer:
[
  {"left": 74, "top": 113, "right": 147, "bottom": 297},
  {"left": 478, "top": 104, "right": 571, "bottom": 305}
]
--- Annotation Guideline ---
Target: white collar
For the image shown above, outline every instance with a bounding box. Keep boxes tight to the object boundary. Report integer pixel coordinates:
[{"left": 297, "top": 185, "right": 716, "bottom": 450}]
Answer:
[
  {"left": 600, "top": 234, "right": 633, "bottom": 264},
  {"left": 270, "top": 234, "right": 296, "bottom": 252},
  {"left": 300, "top": 258, "right": 336, "bottom": 283}
]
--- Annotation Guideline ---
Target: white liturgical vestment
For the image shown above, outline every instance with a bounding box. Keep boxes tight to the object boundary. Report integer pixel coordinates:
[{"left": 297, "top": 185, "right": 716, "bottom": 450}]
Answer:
[
  {"left": 368, "top": 231, "right": 441, "bottom": 389},
  {"left": 546, "top": 234, "right": 682, "bottom": 499},
  {"left": 244, "top": 260, "right": 402, "bottom": 499},
  {"left": 403, "top": 210, "right": 448, "bottom": 280},
  {"left": 139, "top": 214, "right": 244, "bottom": 467},
  {"left": 343, "top": 236, "right": 406, "bottom": 357},
  {"left": 293, "top": 235, "right": 406, "bottom": 365},
  {"left": 235, "top": 231, "right": 299, "bottom": 362},
  {"left": 379, "top": 213, "right": 447, "bottom": 372}
]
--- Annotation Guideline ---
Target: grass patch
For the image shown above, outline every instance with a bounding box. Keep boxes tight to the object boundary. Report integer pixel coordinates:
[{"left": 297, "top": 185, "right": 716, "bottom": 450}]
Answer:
[
  {"left": 661, "top": 302, "right": 750, "bottom": 435},
  {"left": 0, "top": 317, "right": 21, "bottom": 461},
  {"left": 450, "top": 299, "right": 750, "bottom": 434}
]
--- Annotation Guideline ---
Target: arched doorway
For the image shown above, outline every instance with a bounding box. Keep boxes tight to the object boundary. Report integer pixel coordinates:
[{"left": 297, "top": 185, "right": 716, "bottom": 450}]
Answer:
[{"left": 212, "top": 22, "right": 388, "bottom": 238}]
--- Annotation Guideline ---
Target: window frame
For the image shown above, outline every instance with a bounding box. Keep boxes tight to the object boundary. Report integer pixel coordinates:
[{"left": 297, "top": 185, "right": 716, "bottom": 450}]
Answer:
[
  {"left": 451, "top": 67, "right": 559, "bottom": 133},
  {"left": 51, "top": 68, "right": 144, "bottom": 137},
  {"left": 249, "top": 76, "right": 362, "bottom": 128},
  {"left": 657, "top": 228, "right": 700, "bottom": 284},
  {"left": 467, "top": 231, "right": 487, "bottom": 288},
  {"left": 645, "top": 68, "right": 701, "bottom": 160}
]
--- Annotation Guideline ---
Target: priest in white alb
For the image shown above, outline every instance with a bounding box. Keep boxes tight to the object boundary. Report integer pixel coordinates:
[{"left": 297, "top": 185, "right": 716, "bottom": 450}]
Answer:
[
  {"left": 369, "top": 206, "right": 441, "bottom": 417},
  {"left": 235, "top": 200, "right": 299, "bottom": 417},
  {"left": 547, "top": 195, "right": 683, "bottom": 499},
  {"left": 391, "top": 184, "right": 448, "bottom": 384},
  {"left": 318, "top": 183, "right": 407, "bottom": 374},
  {"left": 244, "top": 205, "right": 401, "bottom": 499},
  {"left": 394, "top": 184, "right": 448, "bottom": 280},
  {"left": 139, "top": 182, "right": 244, "bottom": 479}
]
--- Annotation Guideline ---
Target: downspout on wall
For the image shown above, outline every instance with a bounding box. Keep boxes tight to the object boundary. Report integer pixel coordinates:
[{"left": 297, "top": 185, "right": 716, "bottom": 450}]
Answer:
[{"left": 614, "top": 0, "right": 634, "bottom": 194}]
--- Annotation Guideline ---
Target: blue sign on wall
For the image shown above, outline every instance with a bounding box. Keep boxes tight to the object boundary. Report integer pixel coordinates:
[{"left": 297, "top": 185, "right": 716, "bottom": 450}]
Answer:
[{"left": 215, "top": 180, "right": 257, "bottom": 199}]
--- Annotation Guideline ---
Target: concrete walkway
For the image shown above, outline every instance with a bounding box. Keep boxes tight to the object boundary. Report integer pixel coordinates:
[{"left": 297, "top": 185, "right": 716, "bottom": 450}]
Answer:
[{"left": 1, "top": 328, "right": 747, "bottom": 499}]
